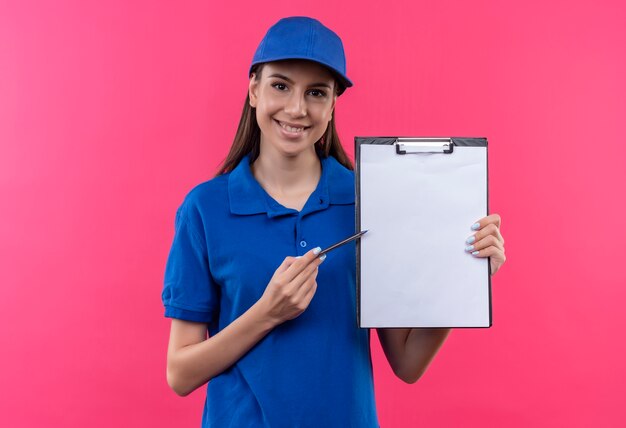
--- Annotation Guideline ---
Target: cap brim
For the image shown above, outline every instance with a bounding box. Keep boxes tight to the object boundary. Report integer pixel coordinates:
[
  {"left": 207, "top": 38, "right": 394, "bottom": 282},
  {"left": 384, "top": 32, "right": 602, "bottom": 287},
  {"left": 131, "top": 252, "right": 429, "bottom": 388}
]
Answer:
[{"left": 249, "top": 56, "right": 353, "bottom": 92}]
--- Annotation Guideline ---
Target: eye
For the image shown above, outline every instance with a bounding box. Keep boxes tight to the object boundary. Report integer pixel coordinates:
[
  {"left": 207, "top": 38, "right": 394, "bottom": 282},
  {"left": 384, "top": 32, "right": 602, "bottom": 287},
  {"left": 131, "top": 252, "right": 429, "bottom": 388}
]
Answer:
[
  {"left": 308, "top": 89, "right": 327, "bottom": 98},
  {"left": 271, "top": 82, "right": 288, "bottom": 91}
]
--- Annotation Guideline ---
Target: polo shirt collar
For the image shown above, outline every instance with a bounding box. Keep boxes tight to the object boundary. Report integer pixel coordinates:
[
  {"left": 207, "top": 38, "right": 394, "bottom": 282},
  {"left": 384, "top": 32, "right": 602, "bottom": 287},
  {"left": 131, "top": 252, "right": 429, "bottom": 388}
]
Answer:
[{"left": 228, "top": 154, "right": 354, "bottom": 217}]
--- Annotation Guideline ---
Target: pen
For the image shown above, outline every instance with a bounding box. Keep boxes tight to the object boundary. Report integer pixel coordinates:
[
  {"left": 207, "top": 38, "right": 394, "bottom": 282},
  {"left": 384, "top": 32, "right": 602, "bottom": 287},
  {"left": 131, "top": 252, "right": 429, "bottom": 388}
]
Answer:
[{"left": 318, "top": 230, "right": 368, "bottom": 257}]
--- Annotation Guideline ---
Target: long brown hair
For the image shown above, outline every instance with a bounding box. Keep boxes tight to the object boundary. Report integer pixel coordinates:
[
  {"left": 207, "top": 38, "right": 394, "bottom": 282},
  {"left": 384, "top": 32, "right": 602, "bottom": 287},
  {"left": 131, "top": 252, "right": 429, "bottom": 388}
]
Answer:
[{"left": 216, "top": 63, "right": 353, "bottom": 175}]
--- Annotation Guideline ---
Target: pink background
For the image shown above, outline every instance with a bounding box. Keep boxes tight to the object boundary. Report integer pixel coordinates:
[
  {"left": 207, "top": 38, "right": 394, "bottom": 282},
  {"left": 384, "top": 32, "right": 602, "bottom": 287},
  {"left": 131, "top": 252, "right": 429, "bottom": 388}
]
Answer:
[{"left": 2, "top": 1, "right": 625, "bottom": 427}]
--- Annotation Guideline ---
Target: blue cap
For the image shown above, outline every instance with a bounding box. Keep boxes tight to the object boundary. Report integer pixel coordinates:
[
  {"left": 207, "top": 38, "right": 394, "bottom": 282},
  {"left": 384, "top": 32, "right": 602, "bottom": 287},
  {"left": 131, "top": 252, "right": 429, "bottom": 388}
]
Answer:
[{"left": 249, "top": 17, "right": 353, "bottom": 94}]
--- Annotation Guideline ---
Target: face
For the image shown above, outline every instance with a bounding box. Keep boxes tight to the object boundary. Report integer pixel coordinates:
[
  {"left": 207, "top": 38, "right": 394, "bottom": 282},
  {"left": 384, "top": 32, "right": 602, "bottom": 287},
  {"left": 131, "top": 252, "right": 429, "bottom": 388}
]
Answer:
[{"left": 248, "top": 60, "right": 337, "bottom": 159}]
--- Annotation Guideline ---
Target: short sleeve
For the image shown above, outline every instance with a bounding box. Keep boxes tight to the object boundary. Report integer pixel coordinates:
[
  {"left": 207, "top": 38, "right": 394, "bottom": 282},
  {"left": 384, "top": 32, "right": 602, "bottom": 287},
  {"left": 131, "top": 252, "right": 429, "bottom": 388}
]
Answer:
[{"left": 161, "top": 197, "right": 219, "bottom": 323}]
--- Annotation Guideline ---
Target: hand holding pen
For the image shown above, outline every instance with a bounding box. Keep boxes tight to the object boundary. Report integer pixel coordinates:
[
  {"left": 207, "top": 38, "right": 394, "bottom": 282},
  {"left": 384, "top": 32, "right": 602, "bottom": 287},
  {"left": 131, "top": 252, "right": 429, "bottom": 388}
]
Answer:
[{"left": 257, "top": 230, "right": 368, "bottom": 326}]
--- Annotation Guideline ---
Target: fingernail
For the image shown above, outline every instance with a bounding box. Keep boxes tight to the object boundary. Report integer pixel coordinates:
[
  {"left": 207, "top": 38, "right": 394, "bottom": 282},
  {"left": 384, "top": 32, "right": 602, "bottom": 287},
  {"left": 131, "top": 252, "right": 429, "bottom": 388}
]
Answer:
[
  {"left": 296, "top": 256, "right": 302, "bottom": 259},
  {"left": 472, "top": 251, "right": 479, "bottom": 256},
  {"left": 313, "top": 247, "right": 321, "bottom": 255},
  {"left": 466, "top": 236, "right": 475, "bottom": 244},
  {"left": 465, "top": 245, "right": 474, "bottom": 252},
  {"left": 471, "top": 223, "right": 481, "bottom": 230},
  {"left": 319, "top": 254, "right": 327, "bottom": 262}
]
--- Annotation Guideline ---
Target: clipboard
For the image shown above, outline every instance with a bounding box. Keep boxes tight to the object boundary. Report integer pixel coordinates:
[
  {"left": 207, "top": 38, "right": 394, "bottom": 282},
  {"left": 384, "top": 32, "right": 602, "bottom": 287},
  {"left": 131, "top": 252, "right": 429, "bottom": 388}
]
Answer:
[{"left": 355, "top": 137, "right": 492, "bottom": 328}]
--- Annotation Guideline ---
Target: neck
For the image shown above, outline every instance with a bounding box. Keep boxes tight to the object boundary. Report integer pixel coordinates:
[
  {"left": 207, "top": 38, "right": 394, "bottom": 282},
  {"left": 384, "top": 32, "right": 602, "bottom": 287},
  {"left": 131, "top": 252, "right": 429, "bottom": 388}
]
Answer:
[{"left": 251, "top": 144, "right": 321, "bottom": 195}]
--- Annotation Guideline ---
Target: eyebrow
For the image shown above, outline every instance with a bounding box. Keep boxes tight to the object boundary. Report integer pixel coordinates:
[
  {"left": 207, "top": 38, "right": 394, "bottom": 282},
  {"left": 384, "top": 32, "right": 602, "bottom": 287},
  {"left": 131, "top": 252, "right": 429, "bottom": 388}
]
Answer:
[{"left": 268, "top": 73, "right": 333, "bottom": 89}]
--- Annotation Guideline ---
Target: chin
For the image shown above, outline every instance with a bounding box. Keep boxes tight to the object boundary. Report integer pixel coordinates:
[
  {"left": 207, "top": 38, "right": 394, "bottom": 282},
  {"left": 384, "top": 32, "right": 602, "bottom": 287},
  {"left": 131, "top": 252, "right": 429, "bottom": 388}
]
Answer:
[
  {"left": 275, "top": 142, "right": 316, "bottom": 158},
  {"left": 279, "top": 148, "right": 307, "bottom": 159}
]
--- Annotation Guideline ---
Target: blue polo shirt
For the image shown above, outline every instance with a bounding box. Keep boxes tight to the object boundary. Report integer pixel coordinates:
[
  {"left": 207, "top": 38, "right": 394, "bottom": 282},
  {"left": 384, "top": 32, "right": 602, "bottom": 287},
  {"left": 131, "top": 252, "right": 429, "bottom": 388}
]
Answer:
[{"left": 162, "top": 154, "right": 379, "bottom": 428}]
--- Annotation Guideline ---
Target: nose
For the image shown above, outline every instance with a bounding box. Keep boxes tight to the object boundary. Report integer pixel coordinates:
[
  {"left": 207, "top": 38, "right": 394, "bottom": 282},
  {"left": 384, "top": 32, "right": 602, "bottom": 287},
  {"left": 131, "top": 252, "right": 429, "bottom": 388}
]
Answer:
[{"left": 284, "top": 90, "right": 306, "bottom": 118}]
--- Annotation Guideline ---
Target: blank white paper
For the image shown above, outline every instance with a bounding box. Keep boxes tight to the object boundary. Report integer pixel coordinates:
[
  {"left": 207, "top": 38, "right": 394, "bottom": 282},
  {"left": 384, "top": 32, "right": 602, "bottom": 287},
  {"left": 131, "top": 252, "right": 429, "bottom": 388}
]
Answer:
[{"left": 359, "top": 143, "right": 490, "bottom": 327}]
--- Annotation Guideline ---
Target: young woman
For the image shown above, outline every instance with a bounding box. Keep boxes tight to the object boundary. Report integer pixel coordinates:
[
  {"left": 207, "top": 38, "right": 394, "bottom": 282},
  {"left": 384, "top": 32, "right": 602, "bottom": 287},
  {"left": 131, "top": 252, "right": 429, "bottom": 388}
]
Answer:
[{"left": 162, "top": 16, "right": 506, "bottom": 427}]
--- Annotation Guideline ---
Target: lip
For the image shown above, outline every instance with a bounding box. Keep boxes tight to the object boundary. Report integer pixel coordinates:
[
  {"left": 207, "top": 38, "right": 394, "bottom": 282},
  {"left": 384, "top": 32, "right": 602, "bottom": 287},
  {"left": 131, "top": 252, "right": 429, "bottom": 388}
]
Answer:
[
  {"left": 273, "top": 119, "right": 310, "bottom": 138},
  {"left": 275, "top": 119, "right": 310, "bottom": 129}
]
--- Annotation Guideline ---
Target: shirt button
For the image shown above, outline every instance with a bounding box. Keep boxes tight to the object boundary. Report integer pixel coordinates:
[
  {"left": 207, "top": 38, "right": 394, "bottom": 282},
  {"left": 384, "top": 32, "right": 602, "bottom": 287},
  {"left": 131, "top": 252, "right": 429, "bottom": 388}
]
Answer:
[{"left": 300, "top": 240, "right": 307, "bottom": 248}]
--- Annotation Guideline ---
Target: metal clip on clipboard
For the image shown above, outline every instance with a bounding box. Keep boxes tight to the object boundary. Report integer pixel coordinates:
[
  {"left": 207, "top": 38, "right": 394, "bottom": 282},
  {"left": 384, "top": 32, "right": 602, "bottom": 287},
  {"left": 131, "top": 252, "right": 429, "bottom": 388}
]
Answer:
[{"left": 395, "top": 138, "right": 454, "bottom": 154}]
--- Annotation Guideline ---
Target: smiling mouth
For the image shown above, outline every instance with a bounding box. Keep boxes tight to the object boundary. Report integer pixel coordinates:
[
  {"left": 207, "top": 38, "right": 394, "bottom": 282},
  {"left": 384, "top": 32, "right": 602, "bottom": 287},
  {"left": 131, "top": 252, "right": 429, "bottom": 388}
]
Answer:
[{"left": 275, "top": 120, "right": 310, "bottom": 133}]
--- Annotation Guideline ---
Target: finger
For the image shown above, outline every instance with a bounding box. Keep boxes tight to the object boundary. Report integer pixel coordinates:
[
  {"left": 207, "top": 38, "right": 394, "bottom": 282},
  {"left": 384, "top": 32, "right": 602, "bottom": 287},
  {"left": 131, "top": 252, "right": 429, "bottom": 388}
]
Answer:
[
  {"left": 300, "top": 278, "right": 318, "bottom": 307},
  {"left": 468, "top": 245, "right": 505, "bottom": 262},
  {"left": 282, "top": 247, "right": 322, "bottom": 282},
  {"left": 303, "top": 280, "right": 318, "bottom": 305},
  {"left": 466, "top": 234, "right": 504, "bottom": 253},
  {"left": 467, "top": 223, "right": 504, "bottom": 246},
  {"left": 275, "top": 256, "right": 297, "bottom": 275},
  {"left": 472, "top": 213, "right": 501, "bottom": 231},
  {"left": 285, "top": 262, "right": 320, "bottom": 294},
  {"left": 293, "top": 270, "right": 319, "bottom": 302}
]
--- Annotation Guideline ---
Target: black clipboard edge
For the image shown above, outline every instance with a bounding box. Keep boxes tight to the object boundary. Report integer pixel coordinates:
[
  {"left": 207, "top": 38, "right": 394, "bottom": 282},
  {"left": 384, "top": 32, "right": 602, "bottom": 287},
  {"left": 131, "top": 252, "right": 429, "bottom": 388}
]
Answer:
[{"left": 354, "top": 136, "right": 492, "bottom": 329}]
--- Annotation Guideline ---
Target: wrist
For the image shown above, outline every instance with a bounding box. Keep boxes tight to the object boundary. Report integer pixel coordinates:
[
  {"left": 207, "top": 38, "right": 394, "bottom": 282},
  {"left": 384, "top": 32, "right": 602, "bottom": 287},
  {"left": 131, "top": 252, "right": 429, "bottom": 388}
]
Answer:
[{"left": 250, "top": 299, "right": 282, "bottom": 331}]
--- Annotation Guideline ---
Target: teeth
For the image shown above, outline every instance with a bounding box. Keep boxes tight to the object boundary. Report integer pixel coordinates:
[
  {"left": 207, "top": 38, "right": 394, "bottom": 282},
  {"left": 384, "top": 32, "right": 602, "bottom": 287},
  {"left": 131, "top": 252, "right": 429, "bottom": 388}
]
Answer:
[{"left": 279, "top": 121, "right": 305, "bottom": 133}]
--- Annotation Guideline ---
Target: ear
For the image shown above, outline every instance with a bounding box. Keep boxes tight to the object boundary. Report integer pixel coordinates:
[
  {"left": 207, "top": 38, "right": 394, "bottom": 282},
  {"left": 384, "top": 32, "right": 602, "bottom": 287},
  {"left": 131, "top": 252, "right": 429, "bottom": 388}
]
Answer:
[{"left": 248, "top": 74, "right": 259, "bottom": 108}]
